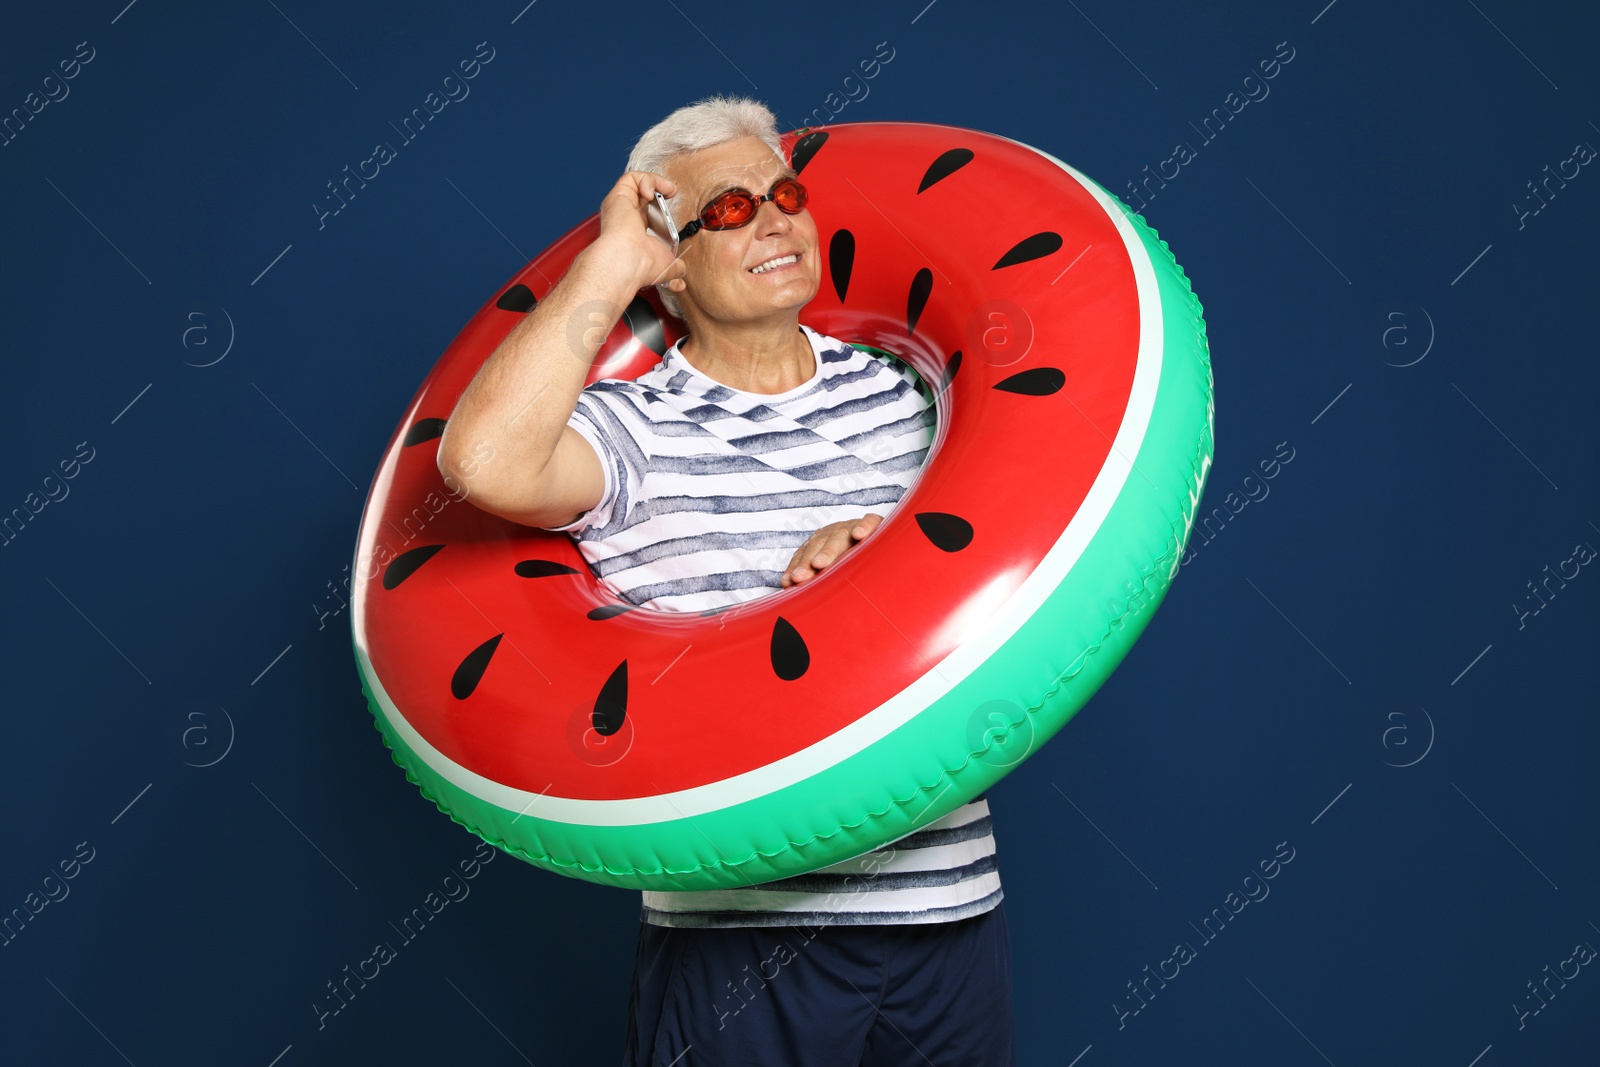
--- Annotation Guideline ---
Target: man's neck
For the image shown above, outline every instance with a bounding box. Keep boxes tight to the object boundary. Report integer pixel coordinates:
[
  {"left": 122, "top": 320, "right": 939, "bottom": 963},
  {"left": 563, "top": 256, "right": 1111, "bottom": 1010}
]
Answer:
[{"left": 679, "top": 323, "right": 814, "bottom": 395}]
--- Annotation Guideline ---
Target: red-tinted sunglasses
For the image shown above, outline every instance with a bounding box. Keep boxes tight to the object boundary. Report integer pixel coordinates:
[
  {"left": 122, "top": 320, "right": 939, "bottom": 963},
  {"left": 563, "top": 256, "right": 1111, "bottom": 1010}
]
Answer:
[{"left": 677, "top": 177, "right": 808, "bottom": 241}]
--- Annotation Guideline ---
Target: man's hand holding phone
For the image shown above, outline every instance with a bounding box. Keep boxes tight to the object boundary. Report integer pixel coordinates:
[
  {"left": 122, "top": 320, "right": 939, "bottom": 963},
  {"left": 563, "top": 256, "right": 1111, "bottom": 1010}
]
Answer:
[{"left": 595, "top": 171, "right": 687, "bottom": 295}]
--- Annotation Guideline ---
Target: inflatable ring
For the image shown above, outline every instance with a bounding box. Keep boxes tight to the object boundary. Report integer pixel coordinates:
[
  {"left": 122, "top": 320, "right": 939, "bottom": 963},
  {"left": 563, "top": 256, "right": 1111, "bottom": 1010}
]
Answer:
[{"left": 351, "top": 120, "right": 1213, "bottom": 891}]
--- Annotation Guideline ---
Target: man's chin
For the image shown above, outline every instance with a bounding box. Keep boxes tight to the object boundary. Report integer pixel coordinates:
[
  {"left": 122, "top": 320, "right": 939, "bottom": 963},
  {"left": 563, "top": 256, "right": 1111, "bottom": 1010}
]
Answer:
[{"left": 748, "top": 276, "right": 820, "bottom": 312}]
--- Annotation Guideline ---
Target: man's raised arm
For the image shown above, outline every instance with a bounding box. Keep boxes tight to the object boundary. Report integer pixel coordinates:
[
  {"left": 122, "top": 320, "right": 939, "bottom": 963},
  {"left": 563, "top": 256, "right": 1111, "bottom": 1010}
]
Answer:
[{"left": 436, "top": 171, "right": 685, "bottom": 526}]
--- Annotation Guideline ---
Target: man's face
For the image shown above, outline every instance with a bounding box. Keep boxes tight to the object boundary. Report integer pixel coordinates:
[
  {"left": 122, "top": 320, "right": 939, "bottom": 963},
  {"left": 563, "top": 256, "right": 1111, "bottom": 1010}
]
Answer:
[{"left": 665, "top": 136, "right": 820, "bottom": 323}]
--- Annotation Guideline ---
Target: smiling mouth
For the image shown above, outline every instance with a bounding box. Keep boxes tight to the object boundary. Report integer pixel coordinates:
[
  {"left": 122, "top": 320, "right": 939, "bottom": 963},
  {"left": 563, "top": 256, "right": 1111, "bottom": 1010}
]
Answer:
[{"left": 749, "top": 252, "right": 801, "bottom": 275}]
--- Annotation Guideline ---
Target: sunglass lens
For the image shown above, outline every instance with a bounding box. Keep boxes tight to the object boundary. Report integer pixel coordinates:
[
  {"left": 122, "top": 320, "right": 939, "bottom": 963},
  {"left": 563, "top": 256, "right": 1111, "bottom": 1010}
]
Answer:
[
  {"left": 705, "top": 192, "right": 755, "bottom": 229},
  {"left": 774, "top": 179, "right": 806, "bottom": 213}
]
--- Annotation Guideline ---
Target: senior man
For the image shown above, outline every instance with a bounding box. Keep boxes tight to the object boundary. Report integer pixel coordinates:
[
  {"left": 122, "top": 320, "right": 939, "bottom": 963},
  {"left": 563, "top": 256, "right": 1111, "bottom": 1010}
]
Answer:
[{"left": 438, "top": 95, "right": 1013, "bottom": 1066}]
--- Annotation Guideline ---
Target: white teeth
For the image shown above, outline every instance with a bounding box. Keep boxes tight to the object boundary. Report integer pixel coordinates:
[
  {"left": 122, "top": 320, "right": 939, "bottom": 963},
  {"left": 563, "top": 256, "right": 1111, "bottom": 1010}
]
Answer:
[{"left": 750, "top": 254, "right": 798, "bottom": 274}]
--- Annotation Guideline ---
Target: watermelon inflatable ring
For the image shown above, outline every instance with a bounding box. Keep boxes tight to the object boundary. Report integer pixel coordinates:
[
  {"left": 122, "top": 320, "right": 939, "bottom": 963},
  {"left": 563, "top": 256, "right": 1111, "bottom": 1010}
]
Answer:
[{"left": 350, "top": 120, "right": 1213, "bottom": 891}]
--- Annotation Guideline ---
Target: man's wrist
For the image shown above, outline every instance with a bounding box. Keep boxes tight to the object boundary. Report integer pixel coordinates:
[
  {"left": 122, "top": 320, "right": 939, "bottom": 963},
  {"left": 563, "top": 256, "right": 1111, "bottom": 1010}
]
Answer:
[{"left": 582, "top": 236, "right": 657, "bottom": 294}]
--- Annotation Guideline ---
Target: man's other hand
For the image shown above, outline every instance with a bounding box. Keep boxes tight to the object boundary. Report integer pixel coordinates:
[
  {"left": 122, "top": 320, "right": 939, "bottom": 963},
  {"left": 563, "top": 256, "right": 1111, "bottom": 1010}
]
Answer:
[{"left": 780, "top": 513, "right": 885, "bottom": 588}]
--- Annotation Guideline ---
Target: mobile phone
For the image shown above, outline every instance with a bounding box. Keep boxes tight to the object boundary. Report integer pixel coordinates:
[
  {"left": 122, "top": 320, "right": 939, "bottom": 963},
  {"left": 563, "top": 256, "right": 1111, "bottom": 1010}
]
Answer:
[{"left": 645, "top": 192, "right": 678, "bottom": 258}]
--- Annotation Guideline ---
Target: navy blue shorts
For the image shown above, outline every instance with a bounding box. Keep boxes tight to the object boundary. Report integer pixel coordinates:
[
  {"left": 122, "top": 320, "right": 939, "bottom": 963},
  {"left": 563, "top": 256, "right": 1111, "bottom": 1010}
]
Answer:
[{"left": 621, "top": 901, "right": 1015, "bottom": 1066}]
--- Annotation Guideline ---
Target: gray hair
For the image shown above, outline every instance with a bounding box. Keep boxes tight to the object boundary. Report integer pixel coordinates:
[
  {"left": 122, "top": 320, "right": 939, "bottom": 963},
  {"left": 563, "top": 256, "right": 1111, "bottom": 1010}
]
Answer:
[{"left": 623, "top": 94, "right": 785, "bottom": 320}]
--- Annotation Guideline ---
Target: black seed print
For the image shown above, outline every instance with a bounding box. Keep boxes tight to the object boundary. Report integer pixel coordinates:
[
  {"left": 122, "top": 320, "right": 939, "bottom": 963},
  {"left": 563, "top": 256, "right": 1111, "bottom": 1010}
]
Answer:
[
  {"left": 906, "top": 268, "right": 934, "bottom": 335},
  {"left": 594, "top": 661, "right": 628, "bottom": 736},
  {"left": 513, "top": 560, "right": 583, "bottom": 578},
  {"left": 914, "top": 513, "right": 974, "bottom": 552},
  {"left": 770, "top": 617, "right": 810, "bottom": 681},
  {"left": 918, "top": 148, "right": 974, "bottom": 193},
  {"left": 830, "top": 229, "right": 855, "bottom": 303},
  {"left": 622, "top": 296, "right": 667, "bottom": 356},
  {"left": 403, "top": 418, "right": 447, "bottom": 446},
  {"left": 993, "top": 232, "right": 1063, "bottom": 269},
  {"left": 452, "top": 633, "right": 503, "bottom": 699},
  {"left": 383, "top": 544, "right": 444, "bottom": 590},
  {"left": 994, "top": 367, "right": 1065, "bottom": 395},
  {"left": 588, "top": 604, "right": 635, "bottom": 621},
  {"left": 791, "top": 131, "right": 829, "bottom": 174},
  {"left": 496, "top": 284, "right": 537, "bottom": 312}
]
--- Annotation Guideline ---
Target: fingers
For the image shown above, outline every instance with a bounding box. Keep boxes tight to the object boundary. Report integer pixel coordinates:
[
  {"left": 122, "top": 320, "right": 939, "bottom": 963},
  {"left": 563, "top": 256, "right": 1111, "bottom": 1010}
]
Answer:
[
  {"left": 827, "top": 514, "right": 882, "bottom": 561},
  {"left": 851, "top": 513, "right": 885, "bottom": 538},
  {"left": 595, "top": 171, "right": 686, "bottom": 290},
  {"left": 780, "top": 533, "right": 828, "bottom": 588},
  {"left": 779, "top": 539, "right": 812, "bottom": 587},
  {"left": 610, "top": 170, "right": 677, "bottom": 199},
  {"left": 602, "top": 171, "right": 679, "bottom": 227},
  {"left": 636, "top": 172, "right": 679, "bottom": 207},
  {"left": 781, "top": 520, "right": 876, "bottom": 587}
]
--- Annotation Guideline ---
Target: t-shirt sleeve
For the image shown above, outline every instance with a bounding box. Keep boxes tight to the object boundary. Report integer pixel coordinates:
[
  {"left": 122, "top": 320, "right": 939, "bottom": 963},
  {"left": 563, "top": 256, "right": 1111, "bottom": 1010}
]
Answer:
[{"left": 532, "top": 391, "right": 643, "bottom": 535}]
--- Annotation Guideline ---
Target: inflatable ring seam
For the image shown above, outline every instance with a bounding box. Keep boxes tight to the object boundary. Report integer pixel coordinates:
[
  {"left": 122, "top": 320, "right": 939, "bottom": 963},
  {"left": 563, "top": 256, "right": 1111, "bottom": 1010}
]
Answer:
[{"left": 1119, "top": 203, "right": 1217, "bottom": 578}]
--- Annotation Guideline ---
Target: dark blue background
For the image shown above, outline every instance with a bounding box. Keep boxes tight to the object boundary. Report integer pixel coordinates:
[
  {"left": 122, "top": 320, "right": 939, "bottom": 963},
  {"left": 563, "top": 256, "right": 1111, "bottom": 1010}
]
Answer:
[{"left": 3, "top": 1, "right": 1596, "bottom": 1064}]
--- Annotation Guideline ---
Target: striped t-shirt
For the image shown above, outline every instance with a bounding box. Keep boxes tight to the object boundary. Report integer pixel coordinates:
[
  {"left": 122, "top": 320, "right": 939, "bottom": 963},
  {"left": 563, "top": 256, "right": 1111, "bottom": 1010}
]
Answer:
[{"left": 537, "top": 323, "right": 1001, "bottom": 928}]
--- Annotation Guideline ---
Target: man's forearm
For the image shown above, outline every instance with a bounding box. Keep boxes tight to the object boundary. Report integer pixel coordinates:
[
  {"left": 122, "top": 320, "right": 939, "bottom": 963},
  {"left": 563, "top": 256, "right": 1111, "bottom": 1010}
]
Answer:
[{"left": 437, "top": 239, "right": 651, "bottom": 500}]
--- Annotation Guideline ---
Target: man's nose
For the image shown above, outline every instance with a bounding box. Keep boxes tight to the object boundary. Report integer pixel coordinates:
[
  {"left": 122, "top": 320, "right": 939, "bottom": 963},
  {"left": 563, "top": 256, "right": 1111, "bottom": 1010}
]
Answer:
[{"left": 753, "top": 197, "right": 794, "bottom": 236}]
